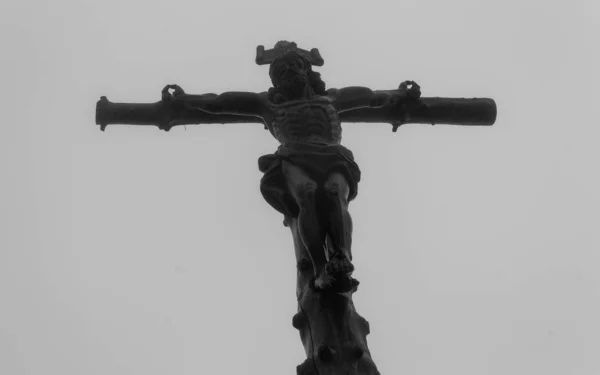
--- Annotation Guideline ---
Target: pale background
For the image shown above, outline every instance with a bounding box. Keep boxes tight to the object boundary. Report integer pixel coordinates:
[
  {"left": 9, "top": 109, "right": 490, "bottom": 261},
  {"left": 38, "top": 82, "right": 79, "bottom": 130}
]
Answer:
[{"left": 1, "top": 0, "right": 599, "bottom": 374}]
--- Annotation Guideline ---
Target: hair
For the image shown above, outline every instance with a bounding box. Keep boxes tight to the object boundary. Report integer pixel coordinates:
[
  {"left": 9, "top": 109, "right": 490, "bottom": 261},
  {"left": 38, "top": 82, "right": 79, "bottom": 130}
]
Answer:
[{"left": 267, "top": 52, "right": 327, "bottom": 104}]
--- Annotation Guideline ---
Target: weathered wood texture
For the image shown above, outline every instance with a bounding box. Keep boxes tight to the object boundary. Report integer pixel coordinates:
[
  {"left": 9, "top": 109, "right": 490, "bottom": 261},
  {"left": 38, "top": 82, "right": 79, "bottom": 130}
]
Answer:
[
  {"left": 288, "top": 217, "right": 380, "bottom": 375},
  {"left": 95, "top": 94, "right": 496, "bottom": 131}
]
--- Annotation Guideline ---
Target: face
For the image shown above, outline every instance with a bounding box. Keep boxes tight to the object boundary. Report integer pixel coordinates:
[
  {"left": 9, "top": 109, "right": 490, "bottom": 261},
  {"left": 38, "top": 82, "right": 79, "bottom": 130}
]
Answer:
[{"left": 273, "top": 56, "right": 309, "bottom": 93}]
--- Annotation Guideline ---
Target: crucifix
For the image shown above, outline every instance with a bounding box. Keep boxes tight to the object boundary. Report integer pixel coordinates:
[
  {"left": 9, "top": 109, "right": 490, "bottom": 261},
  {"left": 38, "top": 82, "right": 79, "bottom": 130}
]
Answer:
[{"left": 95, "top": 40, "right": 496, "bottom": 375}]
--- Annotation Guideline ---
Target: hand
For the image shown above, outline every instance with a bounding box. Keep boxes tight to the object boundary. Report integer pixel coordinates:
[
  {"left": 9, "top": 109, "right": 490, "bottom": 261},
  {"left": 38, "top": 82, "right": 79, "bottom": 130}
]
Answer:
[
  {"left": 161, "top": 84, "right": 186, "bottom": 101},
  {"left": 399, "top": 80, "right": 421, "bottom": 99},
  {"left": 159, "top": 85, "right": 186, "bottom": 132},
  {"left": 370, "top": 92, "right": 392, "bottom": 108}
]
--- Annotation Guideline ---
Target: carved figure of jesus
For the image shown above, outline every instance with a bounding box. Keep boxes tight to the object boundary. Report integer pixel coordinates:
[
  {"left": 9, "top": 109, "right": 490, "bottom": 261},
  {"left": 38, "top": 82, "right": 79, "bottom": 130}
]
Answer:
[{"left": 161, "top": 51, "right": 420, "bottom": 291}]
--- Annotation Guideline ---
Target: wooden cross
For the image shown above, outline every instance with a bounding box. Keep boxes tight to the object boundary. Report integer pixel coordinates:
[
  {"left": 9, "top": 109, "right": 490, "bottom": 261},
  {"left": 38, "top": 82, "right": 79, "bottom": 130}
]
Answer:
[{"left": 95, "top": 40, "right": 496, "bottom": 375}]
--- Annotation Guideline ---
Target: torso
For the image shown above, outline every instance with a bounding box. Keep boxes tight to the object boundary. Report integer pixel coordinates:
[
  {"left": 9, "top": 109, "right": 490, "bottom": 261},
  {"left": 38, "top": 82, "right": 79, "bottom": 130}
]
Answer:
[{"left": 267, "top": 95, "right": 341, "bottom": 145}]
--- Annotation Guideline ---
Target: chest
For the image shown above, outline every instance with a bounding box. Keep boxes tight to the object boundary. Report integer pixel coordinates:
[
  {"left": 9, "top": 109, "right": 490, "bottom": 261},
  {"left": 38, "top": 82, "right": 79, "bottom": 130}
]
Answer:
[
  {"left": 265, "top": 97, "right": 342, "bottom": 144},
  {"left": 271, "top": 98, "right": 339, "bottom": 127}
]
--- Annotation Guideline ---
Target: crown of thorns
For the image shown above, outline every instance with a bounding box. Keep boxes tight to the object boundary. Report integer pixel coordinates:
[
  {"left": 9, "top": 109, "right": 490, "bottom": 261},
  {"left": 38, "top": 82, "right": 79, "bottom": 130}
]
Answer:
[{"left": 255, "top": 41, "right": 324, "bottom": 67}]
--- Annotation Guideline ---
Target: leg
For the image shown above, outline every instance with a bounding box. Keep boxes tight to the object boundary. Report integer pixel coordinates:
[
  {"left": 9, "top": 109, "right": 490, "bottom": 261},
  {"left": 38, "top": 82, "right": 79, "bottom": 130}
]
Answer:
[
  {"left": 281, "top": 161, "right": 332, "bottom": 289},
  {"left": 324, "top": 172, "right": 354, "bottom": 277}
]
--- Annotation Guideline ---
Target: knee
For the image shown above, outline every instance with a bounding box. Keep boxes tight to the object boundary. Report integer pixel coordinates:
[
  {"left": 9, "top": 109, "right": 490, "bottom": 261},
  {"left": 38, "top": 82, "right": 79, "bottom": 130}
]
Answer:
[
  {"left": 325, "top": 181, "right": 341, "bottom": 197},
  {"left": 324, "top": 180, "right": 349, "bottom": 201},
  {"left": 296, "top": 182, "right": 318, "bottom": 204}
]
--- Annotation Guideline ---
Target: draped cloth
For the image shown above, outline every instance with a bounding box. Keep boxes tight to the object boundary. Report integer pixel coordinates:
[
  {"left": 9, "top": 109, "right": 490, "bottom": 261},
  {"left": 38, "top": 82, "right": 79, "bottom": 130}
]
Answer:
[{"left": 258, "top": 142, "right": 361, "bottom": 218}]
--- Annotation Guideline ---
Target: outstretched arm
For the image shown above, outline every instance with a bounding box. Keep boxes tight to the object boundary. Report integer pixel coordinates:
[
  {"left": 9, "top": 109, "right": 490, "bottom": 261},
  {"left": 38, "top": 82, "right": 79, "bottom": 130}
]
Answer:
[
  {"left": 334, "top": 81, "right": 496, "bottom": 132},
  {"left": 163, "top": 85, "right": 270, "bottom": 120},
  {"left": 328, "top": 87, "right": 390, "bottom": 114},
  {"left": 329, "top": 81, "right": 422, "bottom": 114}
]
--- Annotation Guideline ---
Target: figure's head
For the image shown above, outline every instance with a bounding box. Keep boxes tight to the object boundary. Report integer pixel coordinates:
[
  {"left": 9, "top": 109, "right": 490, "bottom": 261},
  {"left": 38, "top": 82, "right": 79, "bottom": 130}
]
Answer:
[{"left": 268, "top": 51, "right": 326, "bottom": 103}]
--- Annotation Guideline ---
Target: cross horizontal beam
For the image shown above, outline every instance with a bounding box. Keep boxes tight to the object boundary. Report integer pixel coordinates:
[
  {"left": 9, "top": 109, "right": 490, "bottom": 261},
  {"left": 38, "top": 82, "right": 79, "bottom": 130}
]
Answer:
[{"left": 95, "top": 93, "right": 496, "bottom": 131}]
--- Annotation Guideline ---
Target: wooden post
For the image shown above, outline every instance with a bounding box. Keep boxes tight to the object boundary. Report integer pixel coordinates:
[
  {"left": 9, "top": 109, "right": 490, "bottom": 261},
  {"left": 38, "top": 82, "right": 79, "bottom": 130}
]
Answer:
[{"left": 289, "top": 217, "right": 379, "bottom": 375}]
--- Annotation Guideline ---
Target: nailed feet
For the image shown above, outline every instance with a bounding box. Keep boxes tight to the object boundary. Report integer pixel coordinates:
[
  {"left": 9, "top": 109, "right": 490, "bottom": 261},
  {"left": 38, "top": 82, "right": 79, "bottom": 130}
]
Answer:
[
  {"left": 325, "top": 251, "right": 354, "bottom": 277},
  {"left": 312, "top": 251, "right": 357, "bottom": 293},
  {"left": 314, "top": 273, "right": 336, "bottom": 290}
]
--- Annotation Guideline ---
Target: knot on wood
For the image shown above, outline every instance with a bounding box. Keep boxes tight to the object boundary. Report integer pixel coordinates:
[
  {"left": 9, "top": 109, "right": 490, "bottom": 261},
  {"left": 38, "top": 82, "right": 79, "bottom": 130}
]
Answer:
[
  {"left": 357, "top": 355, "right": 381, "bottom": 374},
  {"left": 297, "top": 258, "right": 312, "bottom": 272},
  {"left": 359, "top": 316, "right": 371, "bottom": 336},
  {"left": 345, "top": 344, "right": 364, "bottom": 361},
  {"left": 282, "top": 215, "right": 292, "bottom": 227},
  {"left": 296, "top": 359, "right": 317, "bottom": 375},
  {"left": 292, "top": 311, "right": 307, "bottom": 330},
  {"left": 317, "top": 345, "right": 336, "bottom": 363}
]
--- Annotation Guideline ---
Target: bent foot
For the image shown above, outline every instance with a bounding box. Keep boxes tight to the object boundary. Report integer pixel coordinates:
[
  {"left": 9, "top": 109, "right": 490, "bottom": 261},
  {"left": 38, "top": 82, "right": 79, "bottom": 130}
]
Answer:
[
  {"left": 326, "top": 251, "right": 354, "bottom": 277},
  {"left": 314, "top": 273, "right": 335, "bottom": 290},
  {"left": 331, "top": 275, "right": 359, "bottom": 294}
]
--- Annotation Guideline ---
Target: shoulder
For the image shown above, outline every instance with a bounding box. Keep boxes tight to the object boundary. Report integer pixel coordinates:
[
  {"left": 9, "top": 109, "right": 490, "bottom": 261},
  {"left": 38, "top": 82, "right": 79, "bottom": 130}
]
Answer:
[
  {"left": 325, "top": 87, "right": 370, "bottom": 106},
  {"left": 310, "top": 92, "right": 336, "bottom": 104},
  {"left": 258, "top": 91, "right": 272, "bottom": 107},
  {"left": 326, "top": 88, "right": 341, "bottom": 100},
  {"left": 324, "top": 89, "right": 347, "bottom": 111}
]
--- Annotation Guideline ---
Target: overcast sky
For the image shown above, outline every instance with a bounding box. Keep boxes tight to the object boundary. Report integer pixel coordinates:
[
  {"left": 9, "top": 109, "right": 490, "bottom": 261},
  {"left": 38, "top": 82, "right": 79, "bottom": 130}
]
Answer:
[{"left": 2, "top": 0, "right": 599, "bottom": 374}]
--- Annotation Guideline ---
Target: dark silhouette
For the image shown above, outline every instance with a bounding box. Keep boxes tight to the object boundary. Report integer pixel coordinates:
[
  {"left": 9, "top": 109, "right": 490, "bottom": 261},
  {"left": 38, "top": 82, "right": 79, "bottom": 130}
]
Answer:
[{"left": 95, "top": 40, "right": 496, "bottom": 375}]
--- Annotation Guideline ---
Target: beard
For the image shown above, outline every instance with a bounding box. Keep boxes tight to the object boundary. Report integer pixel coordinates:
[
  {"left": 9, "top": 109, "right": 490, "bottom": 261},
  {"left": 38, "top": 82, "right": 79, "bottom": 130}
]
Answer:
[{"left": 279, "top": 75, "right": 309, "bottom": 98}]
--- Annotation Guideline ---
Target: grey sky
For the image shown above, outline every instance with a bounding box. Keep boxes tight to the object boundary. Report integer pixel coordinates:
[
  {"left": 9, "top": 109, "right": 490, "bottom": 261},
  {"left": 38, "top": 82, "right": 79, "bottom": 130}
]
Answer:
[{"left": 1, "top": 0, "right": 599, "bottom": 374}]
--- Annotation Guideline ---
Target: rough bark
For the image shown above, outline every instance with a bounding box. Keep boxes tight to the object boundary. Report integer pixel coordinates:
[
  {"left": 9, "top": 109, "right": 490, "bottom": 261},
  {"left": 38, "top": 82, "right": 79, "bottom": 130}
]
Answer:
[
  {"left": 95, "top": 94, "right": 496, "bottom": 131},
  {"left": 288, "top": 217, "right": 380, "bottom": 375}
]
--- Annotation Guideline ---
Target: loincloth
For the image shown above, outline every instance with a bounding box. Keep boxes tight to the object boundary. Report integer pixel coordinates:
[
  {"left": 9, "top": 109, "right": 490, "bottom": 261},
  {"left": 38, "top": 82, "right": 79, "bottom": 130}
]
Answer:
[{"left": 258, "top": 142, "right": 361, "bottom": 218}]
